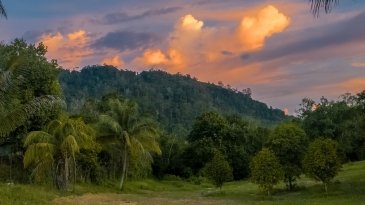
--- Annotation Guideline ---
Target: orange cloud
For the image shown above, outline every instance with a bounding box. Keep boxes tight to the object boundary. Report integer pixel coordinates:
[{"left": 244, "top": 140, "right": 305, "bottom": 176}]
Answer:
[
  {"left": 102, "top": 55, "right": 125, "bottom": 68},
  {"left": 180, "top": 14, "right": 204, "bottom": 31},
  {"left": 135, "top": 5, "right": 290, "bottom": 86},
  {"left": 352, "top": 62, "right": 365, "bottom": 67},
  {"left": 143, "top": 49, "right": 168, "bottom": 65},
  {"left": 38, "top": 30, "right": 92, "bottom": 69},
  {"left": 340, "top": 78, "right": 365, "bottom": 93},
  {"left": 237, "top": 5, "right": 290, "bottom": 50}
]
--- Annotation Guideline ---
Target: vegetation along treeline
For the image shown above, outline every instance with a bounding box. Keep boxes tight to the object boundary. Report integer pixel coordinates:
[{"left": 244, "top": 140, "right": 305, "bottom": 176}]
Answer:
[{"left": 1, "top": 39, "right": 365, "bottom": 197}]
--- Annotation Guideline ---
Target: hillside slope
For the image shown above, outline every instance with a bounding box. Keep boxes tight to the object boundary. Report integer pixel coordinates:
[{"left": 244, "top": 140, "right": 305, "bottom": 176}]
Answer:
[{"left": 59, "top": 66, "right": 285, "bottom": 134}]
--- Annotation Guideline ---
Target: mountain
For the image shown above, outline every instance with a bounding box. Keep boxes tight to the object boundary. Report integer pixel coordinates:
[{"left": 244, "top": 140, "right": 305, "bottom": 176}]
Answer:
[{"left": 59, "top": 65, "right": 286, "bottom": 135}]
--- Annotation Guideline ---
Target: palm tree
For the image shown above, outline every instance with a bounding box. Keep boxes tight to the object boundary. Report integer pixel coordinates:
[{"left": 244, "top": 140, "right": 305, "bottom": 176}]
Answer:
[
  {"left": 96, "top": 98, "right": 161, "bottom": 190},
  {"left": 311, "top": 0, "right": 339, "bottom": 16},
  {"left": 0, "top": 0, "right": 7, "bottom": 19},
  {"left": 23, "top": 117, "right": 95, "bottom": 190}
]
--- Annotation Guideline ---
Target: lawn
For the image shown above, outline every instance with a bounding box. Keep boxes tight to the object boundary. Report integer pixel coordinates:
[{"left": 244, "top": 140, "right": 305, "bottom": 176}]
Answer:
[{"left": 1, "top": 161, "right": 365, "bottom": 205}]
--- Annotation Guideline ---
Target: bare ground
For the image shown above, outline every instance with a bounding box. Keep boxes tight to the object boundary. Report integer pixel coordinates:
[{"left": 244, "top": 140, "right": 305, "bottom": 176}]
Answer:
[{"left": 53, "top": 193, "right": 237, "bottom": 205}]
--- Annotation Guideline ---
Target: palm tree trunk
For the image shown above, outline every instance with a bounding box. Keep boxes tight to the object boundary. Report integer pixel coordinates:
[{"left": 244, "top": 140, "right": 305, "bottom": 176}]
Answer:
[
  {"left": 73, "top": 157, "right": 77, "bottom": 192},
  {"left": 64, "top": 155, "right": 69, "bottom": 190},
  {"left": 119, "top": 142, "right": 128, "bottom": 190}
]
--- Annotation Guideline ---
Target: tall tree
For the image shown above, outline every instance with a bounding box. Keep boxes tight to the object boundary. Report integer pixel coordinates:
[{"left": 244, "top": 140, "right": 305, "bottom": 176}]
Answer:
[
  {"left": 0, "top": 39, "right": 63, "bottom": 140},
  {"left": 23, "top": 117, "right": 95, "bottom": 190},
  {"left": 96, "top": 97, "right": 161, "bottom": 190},
  {"left": 0, "top": 0, "right": 6, "bottom": 19}
]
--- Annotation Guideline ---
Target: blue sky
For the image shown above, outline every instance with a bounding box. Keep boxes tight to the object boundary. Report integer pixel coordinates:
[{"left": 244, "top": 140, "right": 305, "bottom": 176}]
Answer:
[{"left": 1, "top": 0, "right": 365, "bottom": 114}]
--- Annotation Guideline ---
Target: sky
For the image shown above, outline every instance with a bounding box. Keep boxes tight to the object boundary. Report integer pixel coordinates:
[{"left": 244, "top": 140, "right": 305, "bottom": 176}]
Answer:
[{"left": 1, "top": 0, "right": 365, "bottom": 115}]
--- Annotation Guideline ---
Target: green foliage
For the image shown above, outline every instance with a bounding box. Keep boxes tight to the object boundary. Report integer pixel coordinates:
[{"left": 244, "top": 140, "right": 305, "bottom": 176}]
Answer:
[
  {"left": 204, "top": 151, "right": 233, "bottom": 189},
  {"left": 23, "top": 117, "right": 96, "bottom": 190},
  {"left": 59, "top": 66, "right": 286, "bottom": 134},
  {"left": 250, "top": 148, "right": 283, "bottom": 196},
  {"left": 184, "top": 112, "right": 268, "bottom": 180},
  {"left": 95, "top": 97, "right": 161, "bottom": 190},
  {"left": 300, "top": 96, "right": 365, "bottom": 161},
  {"left": 303, "top": 138, "right": 342, "bottom": 193},
  {"left": 0, "top": 39, "right": 63, "bottom": 140},
  {"left": 267, "top": 123, "right": 307, "bottom": 190}
]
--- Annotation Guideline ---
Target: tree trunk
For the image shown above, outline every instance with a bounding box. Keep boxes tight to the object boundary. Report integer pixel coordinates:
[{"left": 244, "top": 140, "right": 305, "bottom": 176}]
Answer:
[
  {"left": 267, "top": 186, "right": 272, "bottom": 197},
  {"left": 289, "top": 178, "right": 293, "bottom": 191},
  {"left": 324, "top": 182, "right": 328, "bottom": 194},
  {"left": 64, "top": 155, "right": 69, "bottom": 190},
  {"left": 119, "top": 142, "right": 128, "bottom": 190},
  {"left": 73, "top": 157, "right": 77, "bottom": 192}
]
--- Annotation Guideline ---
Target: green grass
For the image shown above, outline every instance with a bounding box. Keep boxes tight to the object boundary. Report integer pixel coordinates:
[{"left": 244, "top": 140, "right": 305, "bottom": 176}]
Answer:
[{"left": 1, "top": 161, "right": 365, "bottom": 204}]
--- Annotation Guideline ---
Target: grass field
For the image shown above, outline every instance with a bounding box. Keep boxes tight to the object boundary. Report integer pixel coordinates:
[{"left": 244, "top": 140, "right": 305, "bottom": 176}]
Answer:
[{"left": 1, "top": 161, "right": 365, "bottom": 205}]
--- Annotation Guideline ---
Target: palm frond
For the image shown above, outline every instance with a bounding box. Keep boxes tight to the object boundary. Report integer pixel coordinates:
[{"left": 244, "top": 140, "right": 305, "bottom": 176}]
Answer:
[
  {"left": 24, "top": 131, "right": 55, "bottom": 147},
  {"left": 310, "top": 0, "right": 339, "bottom": 16},
  {"left": 0, "top": 0, "right": 7, "bottom": 19},
  {"left": 0, "top": 95, "right": 64, "bottom": 140},
  {"left": 97, "top": 114, "right": 123, "bottom": 137},
  {"left": 24, "top": 143, "right": 54, "bottom": 168}
]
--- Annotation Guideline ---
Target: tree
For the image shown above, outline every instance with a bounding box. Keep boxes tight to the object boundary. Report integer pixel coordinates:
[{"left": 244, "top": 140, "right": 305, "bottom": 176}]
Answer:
[
  {"left": 302, "top": 138, "right": 342, "bottom": 193},
  {"left": 0, "top": 0, "right": 6, "bottom": 19},
  {"left": 204, "top": 151, "right": 233, "bottom": 190},
  {"left": 311, "top": 0, "right": 339, "bottom": 16},
  {"left": 250, "top": 148, "right": 283, "bottom": 196},
  {"left": 96, "top": 97, "right": 161, "bottom": 190},
  {"left": 0, "top": 40, "right": 63, "bottom": 139},
  {"left": 267, "top": 123, "right": 307, "bottom": 190},
  {"left": 23, "top": 117, "right": 95, "bottom": 190}
]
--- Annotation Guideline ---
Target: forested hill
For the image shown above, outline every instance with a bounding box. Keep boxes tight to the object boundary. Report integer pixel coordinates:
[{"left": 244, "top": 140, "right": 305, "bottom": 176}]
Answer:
[{"left": 59, "top": 65, "right": 286, "bottom": 134}]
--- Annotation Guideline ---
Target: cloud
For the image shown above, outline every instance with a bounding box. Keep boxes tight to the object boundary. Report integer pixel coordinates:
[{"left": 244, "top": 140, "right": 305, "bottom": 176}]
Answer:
[
  {"left": 352, "top": 62, "right": 365, "bottom": 67},
  {"left": 92, "top": 31, "right": 159, "bottom": 51},
  {"left": 102, "top": 55, "right": 125, "bottom": 68},
  {"left": 340, "top": 78, "right": 365, "bottom": 93},
  {"left": 92, "top": 7, "right": 182, "bottom": 25},
  {"left": 237, "top": 5, "right": 290, "bottom": 50},
  {"left": 135, "top": 5, "right": 290, "bottom": 77},
  {"left": 243, "top": 11, "right": 365, "bottom": 64},
  {"left": 38, "top": 30, "right": 93, "bottom": 69}
]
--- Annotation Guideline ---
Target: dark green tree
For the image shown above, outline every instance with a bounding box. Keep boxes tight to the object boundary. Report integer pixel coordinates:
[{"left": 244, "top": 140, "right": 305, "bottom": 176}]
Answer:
[
  {"left": 250, "top": 148, "right": 283, "bottom": 196},
  {"left": 0, "top": 39, "right": 63, "bottom": 139},
  {"left": 204, "top": 151, "right": 233, "bottom": 190},
  {"left": 302, "top": 138, "right": 342, "bottom": 193},
  {"left": 267, "top": 123, "right": 307, "bottom": 190}
]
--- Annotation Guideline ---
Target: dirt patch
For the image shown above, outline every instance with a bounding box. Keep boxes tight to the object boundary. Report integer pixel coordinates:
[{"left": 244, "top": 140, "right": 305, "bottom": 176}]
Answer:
[
  {"left": 53, "top": 193, "right": 136, "bottom": 205},
  {"left": 53, "top": 193, "right": 237, "bottom": 205}
]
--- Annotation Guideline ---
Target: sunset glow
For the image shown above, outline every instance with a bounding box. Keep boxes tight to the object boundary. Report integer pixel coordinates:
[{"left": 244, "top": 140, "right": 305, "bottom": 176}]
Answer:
[{"left": 2, "top": 0, "right": 365, "bottom": 112}]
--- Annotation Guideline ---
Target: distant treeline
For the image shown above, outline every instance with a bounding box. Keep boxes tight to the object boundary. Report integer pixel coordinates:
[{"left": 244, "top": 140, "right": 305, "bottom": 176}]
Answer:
[{"left": 59, "top": 66, "right": 286, "bottom": 135}]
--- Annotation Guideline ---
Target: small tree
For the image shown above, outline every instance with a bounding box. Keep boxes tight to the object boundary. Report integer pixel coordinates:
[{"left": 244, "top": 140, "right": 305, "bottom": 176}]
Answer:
[
  {"left": 302, "top": 138, "right": 342, "bottom": 193},
  {"left": 250, "top": 148, "right": 283, "bottom": 196},
  {"left": 267, "top": 123, "right": 307, "bottom": 190},
  {"left": 204, "top": 151, "right": 233, "bottom": 190}
]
